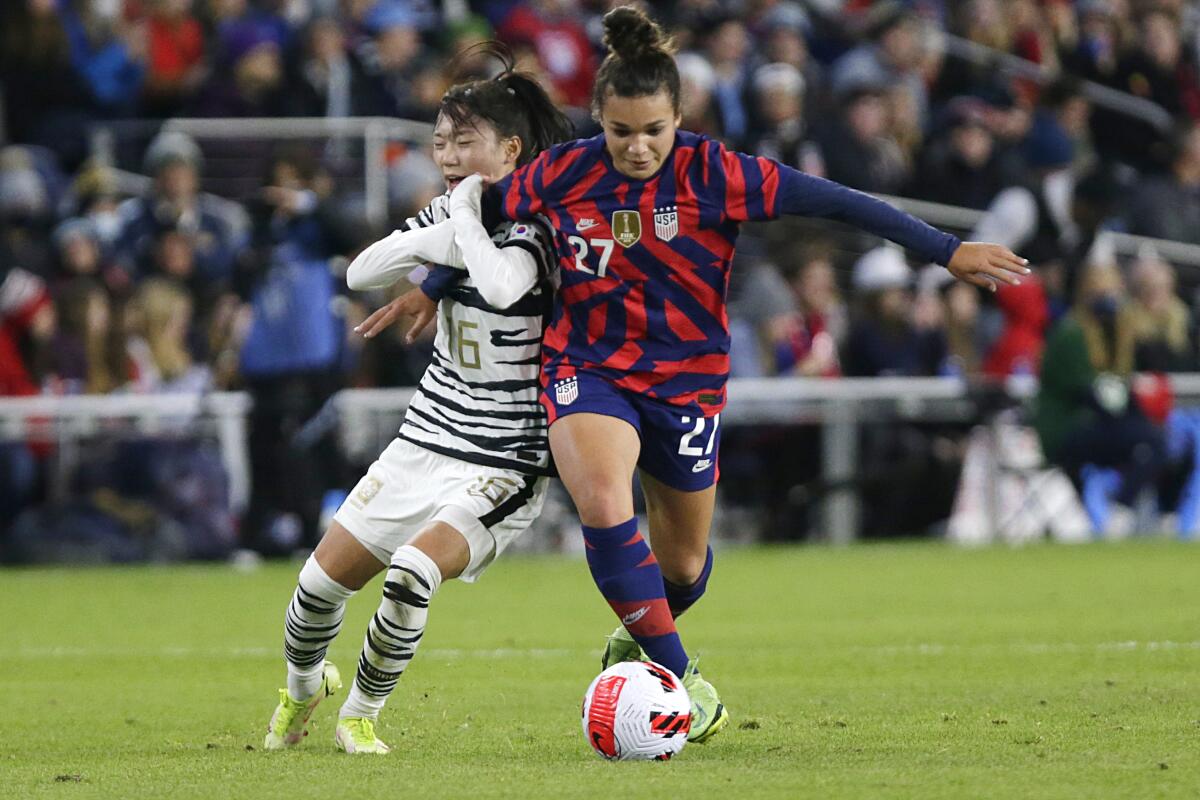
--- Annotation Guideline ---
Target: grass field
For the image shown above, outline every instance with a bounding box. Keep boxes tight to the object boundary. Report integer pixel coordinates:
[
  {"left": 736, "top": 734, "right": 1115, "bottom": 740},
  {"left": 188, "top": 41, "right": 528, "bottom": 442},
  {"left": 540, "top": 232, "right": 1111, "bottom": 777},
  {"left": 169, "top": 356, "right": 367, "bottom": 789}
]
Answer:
[{"left": 2, "top": 540, "right": 1199, "bottom": 799}]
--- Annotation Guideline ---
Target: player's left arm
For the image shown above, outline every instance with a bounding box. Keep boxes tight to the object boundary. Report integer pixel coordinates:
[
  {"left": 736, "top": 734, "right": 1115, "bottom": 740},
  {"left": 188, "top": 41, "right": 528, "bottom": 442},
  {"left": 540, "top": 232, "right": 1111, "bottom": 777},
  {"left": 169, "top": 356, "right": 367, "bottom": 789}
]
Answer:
[
  {"left": 449, "top": 175, "right": 541, "bottom": 309},
  {"left": 715, "top": 144, "right": 1029, "bottom": 290}
]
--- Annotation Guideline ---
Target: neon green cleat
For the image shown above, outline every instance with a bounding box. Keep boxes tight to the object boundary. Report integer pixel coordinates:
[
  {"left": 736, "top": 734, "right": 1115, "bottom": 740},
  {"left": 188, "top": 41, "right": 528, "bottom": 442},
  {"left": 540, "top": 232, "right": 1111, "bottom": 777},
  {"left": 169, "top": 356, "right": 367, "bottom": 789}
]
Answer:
[
  {"left": 335, "top": 717, "right": 391, "bottom": 755},
  {"left": 682, "top": 658, "right": 729, "bottom": 744},
  {"left": 600, "top": 625, "right": 644, "bottom": 670},
  {"left": 263, "top": 661, "right": 342, "bottom": 750}
]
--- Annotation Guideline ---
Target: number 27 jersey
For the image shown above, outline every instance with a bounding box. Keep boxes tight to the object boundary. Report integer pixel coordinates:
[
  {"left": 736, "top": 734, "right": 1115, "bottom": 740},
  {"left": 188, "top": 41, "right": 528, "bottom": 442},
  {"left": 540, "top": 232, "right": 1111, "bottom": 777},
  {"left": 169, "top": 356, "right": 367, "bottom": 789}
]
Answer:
[{"left": 494, "top": 131, "right": 959, "bottom": 417}]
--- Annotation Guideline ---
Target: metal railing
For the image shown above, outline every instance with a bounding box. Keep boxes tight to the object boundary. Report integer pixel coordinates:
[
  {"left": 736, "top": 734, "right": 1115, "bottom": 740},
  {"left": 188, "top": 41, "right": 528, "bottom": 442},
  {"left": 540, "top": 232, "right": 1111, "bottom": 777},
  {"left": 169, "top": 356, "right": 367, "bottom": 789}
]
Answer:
[
  {"left": 875, "top": 192, "right": 1200, "bottom": 270},
  {"left": 7, "top": 376, "right": 1200, "bottom": 541},
  {"left": 941, "top": 33, "right": 1174, "bottom": 133},
  {"left": 91, "top": 116, "right": 435, "bottom": 228}
]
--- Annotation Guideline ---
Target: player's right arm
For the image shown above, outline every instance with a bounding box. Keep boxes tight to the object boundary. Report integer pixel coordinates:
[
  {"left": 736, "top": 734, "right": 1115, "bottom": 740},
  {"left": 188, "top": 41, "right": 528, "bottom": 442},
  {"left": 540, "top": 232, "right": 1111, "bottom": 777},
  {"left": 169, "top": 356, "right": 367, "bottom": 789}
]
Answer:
[{"left": 345, "top": 198, "right": 465, "bottom": 291}]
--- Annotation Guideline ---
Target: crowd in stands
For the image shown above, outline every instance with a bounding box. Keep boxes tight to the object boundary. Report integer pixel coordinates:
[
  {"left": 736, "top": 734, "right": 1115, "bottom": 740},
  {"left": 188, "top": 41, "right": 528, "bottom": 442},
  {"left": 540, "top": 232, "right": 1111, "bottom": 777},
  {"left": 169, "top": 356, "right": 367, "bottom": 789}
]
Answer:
[{"left": 6, "top": 0, "right": 1200, "bottom": 552}]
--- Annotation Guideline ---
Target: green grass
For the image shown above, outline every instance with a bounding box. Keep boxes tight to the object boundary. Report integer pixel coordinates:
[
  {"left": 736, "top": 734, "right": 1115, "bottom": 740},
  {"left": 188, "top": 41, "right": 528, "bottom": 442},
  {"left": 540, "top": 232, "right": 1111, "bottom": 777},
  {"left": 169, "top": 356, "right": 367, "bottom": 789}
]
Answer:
[{"left": 2, "top": 541, "right": 1199, "bottom": 799}]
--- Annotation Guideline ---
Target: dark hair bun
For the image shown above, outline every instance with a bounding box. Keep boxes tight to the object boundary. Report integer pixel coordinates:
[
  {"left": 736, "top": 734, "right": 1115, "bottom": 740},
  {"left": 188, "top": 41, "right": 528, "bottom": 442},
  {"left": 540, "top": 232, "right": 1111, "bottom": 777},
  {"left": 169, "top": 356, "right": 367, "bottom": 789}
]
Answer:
[{"left": 602, "top": 6, "right": 668, "bottom": 61}]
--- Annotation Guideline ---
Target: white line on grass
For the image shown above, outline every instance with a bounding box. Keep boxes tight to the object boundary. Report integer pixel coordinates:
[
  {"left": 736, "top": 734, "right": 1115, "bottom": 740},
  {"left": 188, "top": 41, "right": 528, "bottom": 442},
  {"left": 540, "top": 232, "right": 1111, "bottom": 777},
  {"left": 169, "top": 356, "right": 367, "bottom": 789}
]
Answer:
[
  {"left": 2, "top": 646, "right": 583, "bottom": 660},
  {"left": 6, "top": 641, "right": 1200, "bottom": 661}
]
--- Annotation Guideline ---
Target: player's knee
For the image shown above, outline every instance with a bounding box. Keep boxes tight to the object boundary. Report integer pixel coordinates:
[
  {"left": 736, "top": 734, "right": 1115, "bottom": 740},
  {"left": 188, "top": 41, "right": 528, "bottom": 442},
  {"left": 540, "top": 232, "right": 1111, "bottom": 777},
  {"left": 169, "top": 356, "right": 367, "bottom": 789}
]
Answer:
[
  {"left": 660, "top": 551, "right": 707, "bottom": 587},
  {"left": 572, "top": 481, "right": 636, "bottom": 528}
]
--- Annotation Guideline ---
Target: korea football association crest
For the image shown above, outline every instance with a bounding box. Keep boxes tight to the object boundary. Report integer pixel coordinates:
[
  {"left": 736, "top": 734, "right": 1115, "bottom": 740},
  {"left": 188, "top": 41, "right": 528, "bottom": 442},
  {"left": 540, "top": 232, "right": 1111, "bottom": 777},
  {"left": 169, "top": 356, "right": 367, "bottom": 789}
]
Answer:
[
  {"left": 555, "top": 376, "right": 579, "bottom": 406},
  {"left": 611, "top": 210, "right": 641, "bottom": 247},
  {"left": 654, "top": 205, "right": 678, "bottom": 242}
]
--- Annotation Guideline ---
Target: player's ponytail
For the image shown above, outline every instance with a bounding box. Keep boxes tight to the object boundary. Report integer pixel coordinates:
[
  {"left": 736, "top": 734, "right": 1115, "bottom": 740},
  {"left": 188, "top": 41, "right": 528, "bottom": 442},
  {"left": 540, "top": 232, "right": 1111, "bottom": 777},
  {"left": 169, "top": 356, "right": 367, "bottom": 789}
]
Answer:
[
  {"left": 593, "top": 6, "right": 680, "bottom": 118},
  {"left": 497, "top": 71, "right": 574, "bottom": 162},
  {"left": 440, "top": 42, "right": 573, "bottom": 166}
]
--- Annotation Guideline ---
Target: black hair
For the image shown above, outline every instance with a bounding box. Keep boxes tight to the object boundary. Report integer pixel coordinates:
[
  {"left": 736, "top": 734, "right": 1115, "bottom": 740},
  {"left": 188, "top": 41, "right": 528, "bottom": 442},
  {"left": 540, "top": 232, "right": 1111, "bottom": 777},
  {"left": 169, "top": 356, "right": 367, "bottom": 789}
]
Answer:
[
  {"left": 592, "top": 6, "right": 680, "bottom": 119},
  {"left": 439, "top": 42, "right": 573, "bottom": 166}
]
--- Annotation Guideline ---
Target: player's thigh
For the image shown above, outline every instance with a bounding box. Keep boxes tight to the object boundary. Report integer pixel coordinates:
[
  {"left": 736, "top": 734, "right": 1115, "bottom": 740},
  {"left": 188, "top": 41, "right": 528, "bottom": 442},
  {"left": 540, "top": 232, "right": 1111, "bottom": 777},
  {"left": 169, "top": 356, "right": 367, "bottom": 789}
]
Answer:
[
  {"left": 313, "top": 521, "right": 389, "bottom": 591},
  {"left": 549, "top": 414, "right": 641, "bottom": 526},
  {"left": 639, "top": 471, "right": 716, "bottom": 586},
  {"left": 426, "top": 473, "right": 549, "bottom": 582},
  {"left": 333, "top": 438, "right": 444, "bottom": 577}
]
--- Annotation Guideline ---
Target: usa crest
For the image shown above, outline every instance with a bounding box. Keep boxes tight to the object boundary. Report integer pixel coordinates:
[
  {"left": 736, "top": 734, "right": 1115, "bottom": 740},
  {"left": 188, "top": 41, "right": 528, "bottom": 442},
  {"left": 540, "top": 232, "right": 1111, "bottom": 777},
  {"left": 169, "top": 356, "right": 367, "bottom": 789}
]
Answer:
[
  {"left": 555, "top": 376, "right": 579, "bottom": 406},
  {"left": 611, "top": 210, "right": 641, "bottom": 247},
  {"left": 654, "top": 206, "right": 678, "bottom": 242}
]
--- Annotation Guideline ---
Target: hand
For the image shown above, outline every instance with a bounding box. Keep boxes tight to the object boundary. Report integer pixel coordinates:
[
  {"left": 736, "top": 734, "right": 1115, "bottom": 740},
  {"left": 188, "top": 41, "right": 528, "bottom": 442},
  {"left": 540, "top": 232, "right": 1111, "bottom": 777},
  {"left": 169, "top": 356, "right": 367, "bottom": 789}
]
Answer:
[
  {"left": 448, "top": 174, "right": 485, "bottom": 219},
  {"left": 354, "top": 287, "right": 437, "bottom": 343},
  {"left": 946, "top": 242, "right": 1030, "bottom": 292}
]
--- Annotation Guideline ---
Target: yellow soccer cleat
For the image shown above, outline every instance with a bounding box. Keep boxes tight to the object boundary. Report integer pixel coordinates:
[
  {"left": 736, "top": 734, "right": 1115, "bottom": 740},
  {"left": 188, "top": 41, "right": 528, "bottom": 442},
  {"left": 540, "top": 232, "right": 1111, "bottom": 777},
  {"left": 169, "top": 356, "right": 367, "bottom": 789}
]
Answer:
[
  {"left": 334, "top": 717, "right": 392, "bottom": 755},
  {"left": 263, "top": 661, "right": 342, "bottom": 750},
  {"left": 682, "top": 658, "right": 729, "bottom": 744}
]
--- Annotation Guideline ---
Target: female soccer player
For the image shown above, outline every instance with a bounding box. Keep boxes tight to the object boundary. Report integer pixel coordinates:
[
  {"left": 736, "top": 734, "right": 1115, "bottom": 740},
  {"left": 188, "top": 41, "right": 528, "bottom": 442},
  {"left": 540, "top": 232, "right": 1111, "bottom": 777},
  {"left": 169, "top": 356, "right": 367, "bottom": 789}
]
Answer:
[
  {"left": 263, "top": 55, "right": 572, "bottom": 755},
  {"left": 480, "top": 6, "right": 1030, "bottom": 743}
]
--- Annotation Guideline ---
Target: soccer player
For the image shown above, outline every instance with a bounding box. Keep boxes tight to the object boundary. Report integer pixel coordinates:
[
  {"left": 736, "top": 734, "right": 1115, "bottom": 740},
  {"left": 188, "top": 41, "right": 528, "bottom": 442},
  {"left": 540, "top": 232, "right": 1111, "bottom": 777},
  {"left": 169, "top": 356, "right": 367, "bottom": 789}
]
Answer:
[
  {"left": 481, "top": 6, "right": 1029, "bottom": 743},
  {"left": 262, "top": 56, "right": 572, "bottom": 755}
]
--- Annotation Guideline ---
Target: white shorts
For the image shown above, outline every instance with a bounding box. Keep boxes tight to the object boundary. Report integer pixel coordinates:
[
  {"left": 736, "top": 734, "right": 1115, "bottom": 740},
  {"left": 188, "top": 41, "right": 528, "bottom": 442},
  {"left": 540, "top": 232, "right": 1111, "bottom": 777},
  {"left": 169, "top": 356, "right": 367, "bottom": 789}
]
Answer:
[{"left": 334, "top": 438, "right": 548, "bottom": 582}]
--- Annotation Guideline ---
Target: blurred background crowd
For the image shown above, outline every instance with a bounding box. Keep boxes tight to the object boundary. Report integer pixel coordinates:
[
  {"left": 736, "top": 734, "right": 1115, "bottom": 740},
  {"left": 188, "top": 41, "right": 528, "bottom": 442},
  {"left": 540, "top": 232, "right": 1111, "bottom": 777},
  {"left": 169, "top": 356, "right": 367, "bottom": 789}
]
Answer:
[{"left": 5, "top": 0, "right": 1200, "bottom": 561}]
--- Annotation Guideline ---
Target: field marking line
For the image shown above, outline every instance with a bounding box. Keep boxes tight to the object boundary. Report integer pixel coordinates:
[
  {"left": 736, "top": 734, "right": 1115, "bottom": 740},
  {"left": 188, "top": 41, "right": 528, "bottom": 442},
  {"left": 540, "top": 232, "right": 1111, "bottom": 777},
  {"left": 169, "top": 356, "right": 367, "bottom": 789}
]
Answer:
[{"left": 6, "top": 641, "right": 1200, "bottom": 661}]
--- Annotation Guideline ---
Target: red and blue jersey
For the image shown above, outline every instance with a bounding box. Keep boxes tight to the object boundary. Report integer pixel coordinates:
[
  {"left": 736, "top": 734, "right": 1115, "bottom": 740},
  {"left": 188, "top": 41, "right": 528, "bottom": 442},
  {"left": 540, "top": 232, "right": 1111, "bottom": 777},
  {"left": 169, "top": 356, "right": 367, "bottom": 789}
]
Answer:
[{"left": 494, "top": 130, "right": 961, "bottom": 415}]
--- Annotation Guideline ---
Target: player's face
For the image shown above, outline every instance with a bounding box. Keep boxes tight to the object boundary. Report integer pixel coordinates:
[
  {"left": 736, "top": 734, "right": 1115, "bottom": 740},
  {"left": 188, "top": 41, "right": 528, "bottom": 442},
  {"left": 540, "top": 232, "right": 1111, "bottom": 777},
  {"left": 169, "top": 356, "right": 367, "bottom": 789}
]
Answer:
[
  {"left": 599, "top": 90, "right": 680, "bottom": 180},
  {"left": 432, "top": 113, "right": 520, "bottom": 191}
]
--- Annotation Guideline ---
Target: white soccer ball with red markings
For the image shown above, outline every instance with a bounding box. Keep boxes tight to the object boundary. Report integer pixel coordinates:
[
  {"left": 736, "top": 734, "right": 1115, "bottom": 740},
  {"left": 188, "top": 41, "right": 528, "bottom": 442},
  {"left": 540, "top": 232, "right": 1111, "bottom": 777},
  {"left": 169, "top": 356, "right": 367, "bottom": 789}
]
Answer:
[{"left": 581, "top": 661, "right": 692, "bottom": 761}]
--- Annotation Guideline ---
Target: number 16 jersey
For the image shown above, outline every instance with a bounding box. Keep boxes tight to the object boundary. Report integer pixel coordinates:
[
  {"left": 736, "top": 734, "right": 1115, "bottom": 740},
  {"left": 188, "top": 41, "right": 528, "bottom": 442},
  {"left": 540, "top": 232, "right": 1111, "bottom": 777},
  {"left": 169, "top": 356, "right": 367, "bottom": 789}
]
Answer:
[{"left": 396, "top": 194, "right": 559, "bottom": 477}]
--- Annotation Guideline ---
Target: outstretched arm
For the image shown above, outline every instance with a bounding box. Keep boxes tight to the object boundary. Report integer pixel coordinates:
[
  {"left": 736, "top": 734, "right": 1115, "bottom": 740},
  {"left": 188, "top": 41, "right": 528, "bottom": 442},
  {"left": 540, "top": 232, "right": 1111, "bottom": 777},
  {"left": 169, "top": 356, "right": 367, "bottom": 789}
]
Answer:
[
  {"left": 345, "top": 221, "right": 464, "bottom": 291},
  {"left": 711, "top": 142, "right": 1030, "bottom": 289}
]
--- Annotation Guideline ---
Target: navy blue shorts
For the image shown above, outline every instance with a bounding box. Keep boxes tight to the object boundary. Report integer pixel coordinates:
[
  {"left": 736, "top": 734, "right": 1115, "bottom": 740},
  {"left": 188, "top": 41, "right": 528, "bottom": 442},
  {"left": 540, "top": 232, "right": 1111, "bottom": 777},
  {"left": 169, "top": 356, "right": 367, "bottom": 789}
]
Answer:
[{"left": 541, "top": 371, "right": 721, "bottom": 492}]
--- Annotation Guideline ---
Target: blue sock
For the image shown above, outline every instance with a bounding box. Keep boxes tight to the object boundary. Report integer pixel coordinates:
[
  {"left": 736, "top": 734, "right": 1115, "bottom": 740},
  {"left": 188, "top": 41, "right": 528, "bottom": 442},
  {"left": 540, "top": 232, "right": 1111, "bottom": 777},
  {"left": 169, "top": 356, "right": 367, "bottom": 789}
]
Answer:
[
  {"left": 582, "top": 518, "right": 689, "bottom": 677},
  {"left": 663, "top": 546, "right": 713, "bottom": 618}
]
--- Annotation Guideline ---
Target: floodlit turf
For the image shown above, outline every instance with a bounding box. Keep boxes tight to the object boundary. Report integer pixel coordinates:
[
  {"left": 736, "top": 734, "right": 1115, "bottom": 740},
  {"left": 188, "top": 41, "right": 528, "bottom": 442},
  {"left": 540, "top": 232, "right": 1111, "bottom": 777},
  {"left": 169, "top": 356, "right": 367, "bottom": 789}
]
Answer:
[{"left": 2, "top": 540, "right": 1199, "bottom": 799}]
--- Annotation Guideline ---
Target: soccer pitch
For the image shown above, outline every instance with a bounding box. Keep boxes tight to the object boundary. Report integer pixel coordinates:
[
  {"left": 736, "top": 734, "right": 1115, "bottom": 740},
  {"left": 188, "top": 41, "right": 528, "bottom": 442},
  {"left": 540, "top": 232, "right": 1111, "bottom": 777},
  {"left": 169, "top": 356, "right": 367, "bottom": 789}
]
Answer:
[{"left": 2, "top": 541, "right": 1198, "bottom": 799}]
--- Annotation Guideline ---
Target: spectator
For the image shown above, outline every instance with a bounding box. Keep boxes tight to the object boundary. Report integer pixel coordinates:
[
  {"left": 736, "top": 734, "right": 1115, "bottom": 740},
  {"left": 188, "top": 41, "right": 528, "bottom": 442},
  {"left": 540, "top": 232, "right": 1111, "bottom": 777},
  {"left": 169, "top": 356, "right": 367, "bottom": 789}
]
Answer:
[
  {"left": 700, "top": 15, "right": 752, "bottom": 146},
  {"left": 115, "top": 131, "right": 241, "bottom": 283},
  {"left": 498, "top": 0, "right": 595, "bottom": 111},
  {"left": 0, "top": 266, "right": 54, "bottom": 396},
  {"left": 815, "top": 78, "right": 910, "bottom": 194},
  {"left": 0, "top": 147, "right": 58, "bottom": 280},
  {"left": 1097, "top": 8, "right": 1200, "bottom": 168},
  {"left": 754, "top": 3, "right": 827, "bottom": 116},
  {"left": 1060, "top": 0, "right": 1122, "bottom": 84},
  {"left": 190, "top": 17, "right": 287, "bottom": 116},
  {"left": 832, "top": 2, "right": 928, "bottom": 128},
  {"left": 1034, "top": 261, "right": 1167, "bottom": 524},
  {"left": 1127, "top": 249, "right": 1192, "bottom": 372},
  {"left": 1126, "top": 124, "right": 1200, "bottom": 245},
  {"left": 676, "top": 53, "right": 722, "bottom": 138},
  {"left": 50, "top": 277, "right": 128, "bottom": 395},
  {"left": 908, "top": 97, "right": 1007, "bottom": 209},
  {"left": 60, "top": 0, "right": 148, "bottom": 118},
  {"left": 141, "top": 0, "right": 208, "bottom": 117},
  {"left": 352, "top": 2, "right": 428, "bottom": 117},
  {"left": 0, "top": 0, "right": 91, "bottom": 165},
  {"left": 769, "top": 243, "right": 844, "bottom": 377},
  {"left": 748, "top": 63, "right": 823, "bottom": 174},
  {"left": 982, "top": 276, "right": 1050, "bottom": 378},
  {"left": 234, "top": 146, "right": 350, "bottom": 553},
  {"left": 125, "top": 277, "right": 211, "bottom": 392},
  {"left": 843, "top": 247, "right": 947, "bottom": 377},
  {"left": 973, "top": 141, "right": 1121, "bottom": 316},
  {"left": 928, "top": 270, "right": 985, "bottom": 379},
  {"left": 52, "top": 217, "right": 127, "bottom": 296}
]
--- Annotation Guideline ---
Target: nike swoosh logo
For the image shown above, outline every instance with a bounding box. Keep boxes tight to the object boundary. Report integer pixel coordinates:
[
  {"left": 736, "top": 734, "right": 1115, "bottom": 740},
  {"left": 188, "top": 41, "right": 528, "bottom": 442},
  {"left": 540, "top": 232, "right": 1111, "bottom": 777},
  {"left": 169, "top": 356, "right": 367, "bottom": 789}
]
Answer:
[{"left": 621, "top": 606, "right": 650, "bottom": 626}]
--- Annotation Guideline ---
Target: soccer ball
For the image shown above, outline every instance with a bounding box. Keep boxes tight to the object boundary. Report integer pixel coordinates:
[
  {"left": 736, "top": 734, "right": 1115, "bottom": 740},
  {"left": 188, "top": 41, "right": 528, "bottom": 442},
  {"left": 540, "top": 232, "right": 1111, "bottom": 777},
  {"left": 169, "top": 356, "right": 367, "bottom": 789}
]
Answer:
[{"left": 581, "top": 661, "right": 691, "bottom": 761}]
